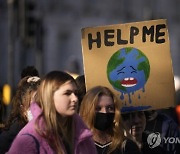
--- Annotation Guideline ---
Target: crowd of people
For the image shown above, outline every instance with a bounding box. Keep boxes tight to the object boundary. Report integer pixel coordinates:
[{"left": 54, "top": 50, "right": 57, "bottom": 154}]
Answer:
[{"left": 0, "top": 66, "right": 180, "bottom": 154}]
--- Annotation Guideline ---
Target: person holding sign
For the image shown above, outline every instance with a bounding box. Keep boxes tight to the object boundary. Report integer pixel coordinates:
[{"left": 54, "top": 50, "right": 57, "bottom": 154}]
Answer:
[
  {"left": 121, "top": 111, "right": 146, "bottom": 148},
  {"left": 75, "top": 75, "right": 86, "bottom": 112},
  {"left": 80, "top": 86, "right": 141, "bottom": 154},
  {"left": 121, "top": 111, "right": 180, "bottom": 154},
  {"left": 8, "top": 71, "right": 97, "bottom": 154}
]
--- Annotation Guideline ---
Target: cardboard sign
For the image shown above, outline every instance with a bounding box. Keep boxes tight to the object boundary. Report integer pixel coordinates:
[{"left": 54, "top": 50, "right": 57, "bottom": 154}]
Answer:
[{"left": 81, "top": 19, "right": 175, "bottom": 112}]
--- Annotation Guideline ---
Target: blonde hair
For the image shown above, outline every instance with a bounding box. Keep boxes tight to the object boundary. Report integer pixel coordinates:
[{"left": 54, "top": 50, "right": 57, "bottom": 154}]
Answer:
[
  {"left": 80, "top": 86, "right": 126, "bottom": 153},
  {"left": 35, "top": 71, "right": 76, "bottom": 154}
]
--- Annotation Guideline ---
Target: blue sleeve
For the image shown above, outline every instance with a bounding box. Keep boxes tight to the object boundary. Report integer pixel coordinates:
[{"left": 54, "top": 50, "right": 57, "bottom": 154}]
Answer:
[{"left": 162, "top": 116, "right": 180, "bottom": 154}]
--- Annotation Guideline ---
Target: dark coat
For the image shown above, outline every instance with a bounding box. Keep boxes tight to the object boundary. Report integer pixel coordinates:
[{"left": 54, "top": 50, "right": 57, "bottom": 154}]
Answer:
[{"left": 0, "top": 119, "right": 25, "bottom": 154}]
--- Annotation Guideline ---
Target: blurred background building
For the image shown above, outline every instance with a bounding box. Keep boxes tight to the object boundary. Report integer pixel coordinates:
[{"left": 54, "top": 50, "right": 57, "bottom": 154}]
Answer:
[{"left": 0, "top": 0, "right": 180, "bottom": 105}]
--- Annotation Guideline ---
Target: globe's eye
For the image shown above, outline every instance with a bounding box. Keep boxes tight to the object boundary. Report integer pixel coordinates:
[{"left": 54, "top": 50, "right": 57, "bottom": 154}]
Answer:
[
  {"left": 130, "top": 66, "right": 137, "bottom": 73},
  {"left": 131, "top": 71, "right": 137, "bottom": 73},
  {"left": 117, "top": 66, "right": 125, "bottom": 75},
  {"left": 117, "top": 71, "right": 124, "bottom": 75}
]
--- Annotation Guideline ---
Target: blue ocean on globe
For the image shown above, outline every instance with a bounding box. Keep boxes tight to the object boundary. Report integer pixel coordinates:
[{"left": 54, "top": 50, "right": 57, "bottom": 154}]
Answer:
[{"left": 107, "top": 47, "right": 151, "bottom": 112}]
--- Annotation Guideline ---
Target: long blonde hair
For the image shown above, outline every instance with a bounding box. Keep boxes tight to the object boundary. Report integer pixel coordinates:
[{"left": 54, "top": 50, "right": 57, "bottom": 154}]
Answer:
[
  {"left": 80, "top": 86, "right": 126, "bottom": 153},
  {"left": 35, "top": 71, "right": 76, "bottom": 154}
]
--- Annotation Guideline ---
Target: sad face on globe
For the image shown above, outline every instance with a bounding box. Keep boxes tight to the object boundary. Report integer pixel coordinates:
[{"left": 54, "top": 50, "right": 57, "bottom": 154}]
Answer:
[{"left": 107, "top": 47, "right": 150, "bottom": 103}]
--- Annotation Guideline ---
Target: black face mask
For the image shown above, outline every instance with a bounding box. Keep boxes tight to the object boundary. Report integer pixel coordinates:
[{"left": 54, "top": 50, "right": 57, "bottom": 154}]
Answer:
[{"left": 94, "top": 112, "right": 115, "bottom": 131}]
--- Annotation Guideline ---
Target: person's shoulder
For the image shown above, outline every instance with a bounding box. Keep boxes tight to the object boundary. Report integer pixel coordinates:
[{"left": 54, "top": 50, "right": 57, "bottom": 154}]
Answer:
[
  {"left": 0, "top": 119, "right": 23, "bottom": 137},
  {"left": 74, "top": 114, "right": 93, "bottom": 139},
  {"left": 16, "top": 118, "right": 39, "bottom": 141},
  {"left": 8, "top": 130, "right": 39, "bottom": 154},
  {"left": 122, "top": 139, "right": 141, "bottom": 154},
  {"left": 158, "top": 112, "right": 174, "bottom": 122},
  {"left": 0, "top": 120, "right": 25, "bottom": 149},
  {"left": 159, "top": 113, "right": 179, "bottom": 129},
  {"left": 123, "top": 138, "right": 138, "bottom": 147},
  {"left": 74, "top": 114, "right": 88, "bottom": 129},
  {"left": 8, "top": 119, "right": 25, "bottom": 133}
]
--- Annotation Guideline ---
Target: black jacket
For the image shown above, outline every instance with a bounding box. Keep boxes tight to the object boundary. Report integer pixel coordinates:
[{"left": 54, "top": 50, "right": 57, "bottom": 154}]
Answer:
[{"left": 0, "top": 120, "right": 25, "bottom": 154}]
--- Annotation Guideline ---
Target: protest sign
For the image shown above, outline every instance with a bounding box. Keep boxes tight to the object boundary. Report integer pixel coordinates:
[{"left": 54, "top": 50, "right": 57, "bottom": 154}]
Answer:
[{"left": 81, "top": 19, "right": 175, "bottom": 112}]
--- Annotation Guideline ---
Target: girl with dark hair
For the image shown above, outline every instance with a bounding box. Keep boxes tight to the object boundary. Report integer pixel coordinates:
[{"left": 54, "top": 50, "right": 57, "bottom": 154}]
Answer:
[{"left": 0, "top": 76, "right": 40, "bottom": 154}]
